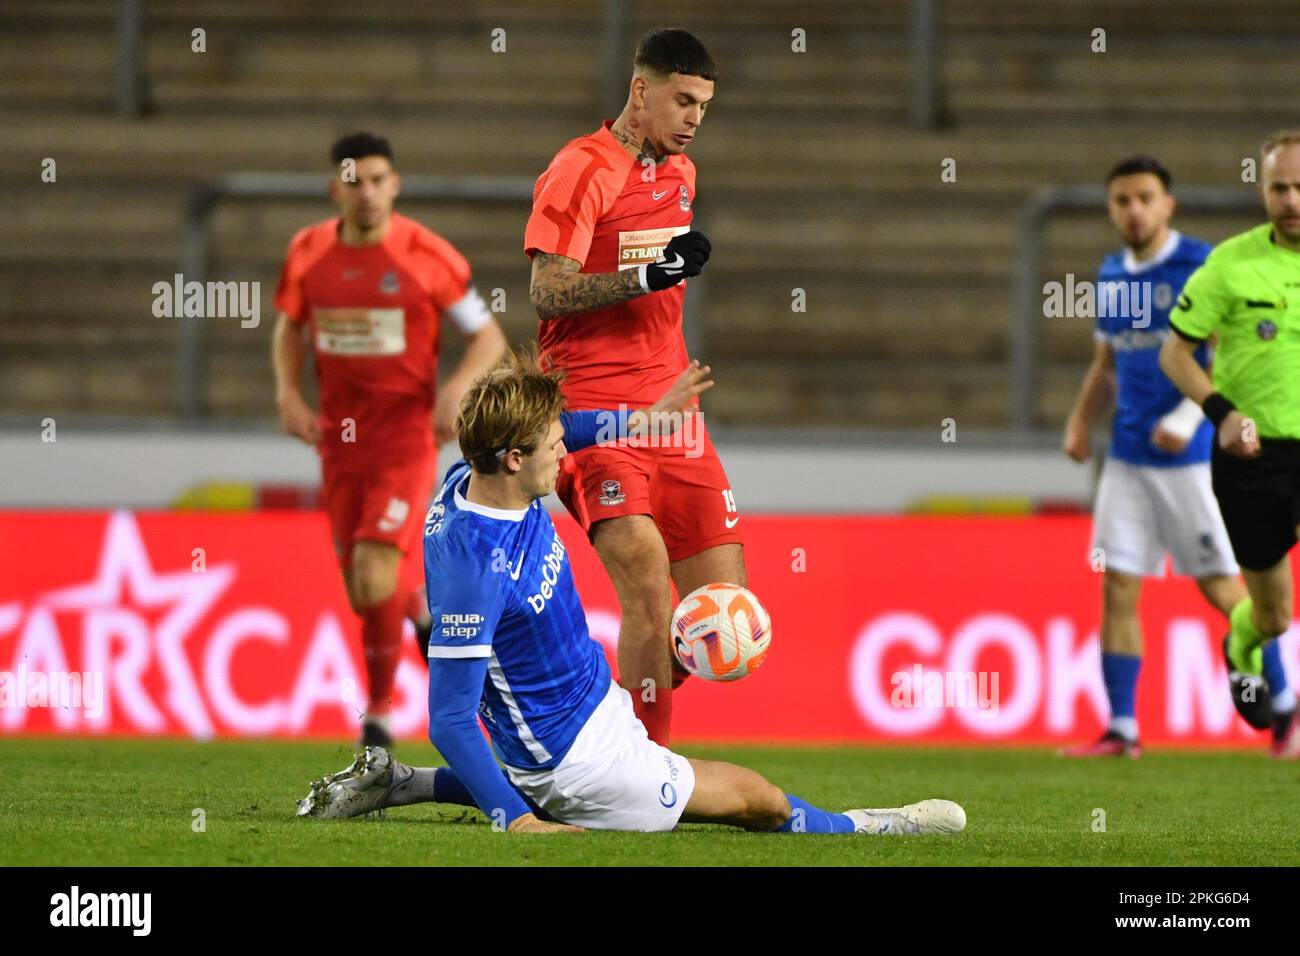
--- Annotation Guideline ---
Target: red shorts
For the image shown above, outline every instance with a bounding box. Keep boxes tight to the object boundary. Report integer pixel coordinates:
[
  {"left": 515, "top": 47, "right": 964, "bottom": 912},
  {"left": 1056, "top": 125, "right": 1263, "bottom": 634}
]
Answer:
[
  {"left": 321, "top": 450, "right": 439, "bottom": 569},
  {"left": 556, "top": 418, "right": 742, "bottom": 562}
]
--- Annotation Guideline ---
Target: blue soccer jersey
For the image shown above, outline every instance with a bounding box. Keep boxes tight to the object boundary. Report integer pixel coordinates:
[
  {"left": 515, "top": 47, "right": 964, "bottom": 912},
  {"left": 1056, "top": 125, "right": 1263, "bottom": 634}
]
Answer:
[
  {"left": 1094, "top": 230, "right": 1214, "bottom": 467},
  {"left": 422, "top": 417, "right": 612, "bottom": 773}
]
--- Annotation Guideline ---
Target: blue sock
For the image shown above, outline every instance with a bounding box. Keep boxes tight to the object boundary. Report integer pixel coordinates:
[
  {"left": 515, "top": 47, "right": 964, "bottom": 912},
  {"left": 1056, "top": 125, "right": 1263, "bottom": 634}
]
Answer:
[
  {"left": 432, "top": 767, "right": 553, "bottom": 820},
  {"left": 1101, "top": 652, "right": 1141, "bottom": 731},
  {"left": 1262, "top": 640, "right": 1294, "bottom": 711},
  {"left": 432, "top": 767, "right": 476, "bottom": 807},
  {"left": 773, "top": 794, "right": 855, "bottom": 834}
]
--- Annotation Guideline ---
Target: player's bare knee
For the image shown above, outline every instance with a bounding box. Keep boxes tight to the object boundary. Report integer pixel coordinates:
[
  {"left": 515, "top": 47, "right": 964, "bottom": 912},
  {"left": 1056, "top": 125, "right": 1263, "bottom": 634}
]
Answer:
[
  {"left": 352, "top": 564, "right": 396, "bottom": 609},
  {"left": 1102, "top": 571, "right": 1140, "bottom": 613}
]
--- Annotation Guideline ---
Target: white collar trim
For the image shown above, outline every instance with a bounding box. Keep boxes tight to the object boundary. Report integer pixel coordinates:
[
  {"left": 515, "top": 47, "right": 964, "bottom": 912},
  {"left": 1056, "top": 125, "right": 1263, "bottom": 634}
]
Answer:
[
  {"left": 454, "top": 477, "right": 528, "bottom": 522},
  {"left": 1123, "top": 230, "right": 1181, "bottom": 274}
]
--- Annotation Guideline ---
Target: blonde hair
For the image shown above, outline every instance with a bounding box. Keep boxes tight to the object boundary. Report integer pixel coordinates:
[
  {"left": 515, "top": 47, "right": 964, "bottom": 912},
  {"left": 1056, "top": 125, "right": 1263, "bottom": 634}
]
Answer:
[
  {"left": 457, "top": 344, "right": 566, "bottom": 475},
  {"left": 1261, "top": 129, "right": 1300, "bottom": 160}
]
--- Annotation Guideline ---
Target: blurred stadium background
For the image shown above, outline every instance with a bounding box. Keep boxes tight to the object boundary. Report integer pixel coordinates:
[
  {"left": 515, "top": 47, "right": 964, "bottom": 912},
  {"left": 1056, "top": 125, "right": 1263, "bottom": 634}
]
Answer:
[{"left": 2, "top": 0, "right": 1297, "bottom": 748}]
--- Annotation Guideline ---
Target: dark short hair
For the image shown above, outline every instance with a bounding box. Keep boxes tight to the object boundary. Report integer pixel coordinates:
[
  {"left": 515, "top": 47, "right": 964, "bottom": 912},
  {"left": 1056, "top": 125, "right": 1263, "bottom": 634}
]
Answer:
[
  {"left": 634, "top": 28, "right": 718, "bottom": 82},
  {"left": 330, "top": 132, "right": 394, "bottom": 167},
  {"left": 1106, "top": 155, "right": 1172, "bottom": 191}
]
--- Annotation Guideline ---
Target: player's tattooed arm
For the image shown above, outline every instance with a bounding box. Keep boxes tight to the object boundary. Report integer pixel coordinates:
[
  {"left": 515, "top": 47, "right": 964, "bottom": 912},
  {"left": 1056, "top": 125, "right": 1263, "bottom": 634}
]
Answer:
[{"left": 530, "top": 252, "right": 646, "bottom": 321}]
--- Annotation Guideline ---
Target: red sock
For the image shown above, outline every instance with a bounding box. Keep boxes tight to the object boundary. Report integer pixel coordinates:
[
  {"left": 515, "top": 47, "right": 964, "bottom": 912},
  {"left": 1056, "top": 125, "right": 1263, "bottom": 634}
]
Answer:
[
  {"left": 361, "top": 591, "right": 406, "bottom": 714},
  {"left": 634, "top": 685, "right": 674, "bottom": 746}
]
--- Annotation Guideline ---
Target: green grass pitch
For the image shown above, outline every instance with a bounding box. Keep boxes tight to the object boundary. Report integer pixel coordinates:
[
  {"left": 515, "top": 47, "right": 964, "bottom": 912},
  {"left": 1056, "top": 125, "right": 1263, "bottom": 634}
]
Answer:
[{"left": 2, "top": 738, "right": 1297, "bottom": 866}]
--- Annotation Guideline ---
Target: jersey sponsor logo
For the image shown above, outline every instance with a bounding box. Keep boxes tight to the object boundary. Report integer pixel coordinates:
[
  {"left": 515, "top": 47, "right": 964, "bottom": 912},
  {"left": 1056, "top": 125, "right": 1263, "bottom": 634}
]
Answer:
[
  {"left": 651, "top": 188, "right": 669, "bottom": 200},
  {"left": 1105, "top": 328, "right": 1169, "bottom": 353},
  {"left": 342, "top": 268, "right": 364, "bottom": 280},
  {"left": 679, "top": 185, "right": 691, "bottom": 211},
  {"left": 376, "top": 497, "right": 410, "bottom": 533},
  {"left": 440, "top": 613, "right": 483, "bottom": 639},
  {"left": 379, "top": 271, "right": 400, "bottom": 295},
  {"left": 659, "top": 782, "right": 678, "bottom": 808},
  {"left": 1256, "top": 319, "right": 1278, "bottom": 341},
  {"left": 313, "top": 307, "right": 406, "bottom": 356},
  {"left": 525, "top": 532, "right": 568, "bottom": 614},
  {"left": 599, "top": 480, "right": 625, "bottom": 506},
  {"left": 617, "top": 225, "right": 691, "bottom": 271}
]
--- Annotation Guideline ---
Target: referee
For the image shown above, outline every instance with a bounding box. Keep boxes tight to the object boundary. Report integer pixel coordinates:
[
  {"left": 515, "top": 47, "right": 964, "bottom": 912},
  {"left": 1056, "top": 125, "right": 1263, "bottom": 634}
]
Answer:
[{"left": 1160, "top": 129, "right": 1300, "bottom": 754}]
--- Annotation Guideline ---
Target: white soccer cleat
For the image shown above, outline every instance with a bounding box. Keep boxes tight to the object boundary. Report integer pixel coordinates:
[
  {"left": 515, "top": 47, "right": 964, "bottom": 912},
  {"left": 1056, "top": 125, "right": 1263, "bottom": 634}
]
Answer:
[
  {"left": 296, "top": 746, "right": 409, "bottom": 820},
  {"left": 845, "top": 799, "right": 966, "bottom": 835}
]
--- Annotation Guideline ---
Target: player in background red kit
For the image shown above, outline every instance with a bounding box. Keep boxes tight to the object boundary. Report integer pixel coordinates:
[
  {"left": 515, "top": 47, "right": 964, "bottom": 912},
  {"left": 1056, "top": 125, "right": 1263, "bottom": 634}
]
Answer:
[
  {"left": 525, "top": 30, "right": 744, "bottom": 745},
  {"left": 272, "top": 133, "right": 507, "bottom": 747}
]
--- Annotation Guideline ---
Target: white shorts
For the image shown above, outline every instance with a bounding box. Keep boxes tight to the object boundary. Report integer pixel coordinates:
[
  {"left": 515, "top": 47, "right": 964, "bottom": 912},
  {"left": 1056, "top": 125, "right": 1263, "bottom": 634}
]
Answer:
[
  {"left": 504, "top": 681, "right": 696, "bottom": 832},
  {"left": 1091, "top": 458, "right": 1238, "bottom": 578}
]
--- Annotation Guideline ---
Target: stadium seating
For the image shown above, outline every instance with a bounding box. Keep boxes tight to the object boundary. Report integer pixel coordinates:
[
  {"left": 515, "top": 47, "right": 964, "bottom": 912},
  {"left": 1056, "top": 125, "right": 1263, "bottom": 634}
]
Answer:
[{"left": 1, "top": 0, "right": 1290, "bottom": 427}]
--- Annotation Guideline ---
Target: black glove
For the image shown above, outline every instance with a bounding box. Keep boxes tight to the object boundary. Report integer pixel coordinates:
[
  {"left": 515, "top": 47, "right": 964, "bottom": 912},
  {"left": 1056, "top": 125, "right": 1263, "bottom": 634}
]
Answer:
[{"left": 644, "top": 230, "right": 711, "bottom": 292}]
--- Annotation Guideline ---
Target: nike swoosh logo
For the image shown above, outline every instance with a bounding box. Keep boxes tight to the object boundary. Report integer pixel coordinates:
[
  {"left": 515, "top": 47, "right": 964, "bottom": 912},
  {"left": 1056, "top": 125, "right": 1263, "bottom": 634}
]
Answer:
[
  {"left": 658, "top": 253, "right": 685, "bottom": 275},
  {"left": 652, "top": 188, "right": 669, "bottom": 200},
  {"left": 509, "top": 545, "right": 526, "bottom": 580},
  {"left": 725, "top": 516, "right": 739, "bottom": 528}
]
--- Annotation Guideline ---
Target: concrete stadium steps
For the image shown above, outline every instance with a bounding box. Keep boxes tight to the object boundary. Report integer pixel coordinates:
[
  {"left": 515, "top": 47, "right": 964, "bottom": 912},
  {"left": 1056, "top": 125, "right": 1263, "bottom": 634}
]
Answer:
[
  {"left": 3, "top": 0, "right": 1294, "bottom": 428},
  {"left": 698, "top": 357, "right": 1013, "bottom": 427}
]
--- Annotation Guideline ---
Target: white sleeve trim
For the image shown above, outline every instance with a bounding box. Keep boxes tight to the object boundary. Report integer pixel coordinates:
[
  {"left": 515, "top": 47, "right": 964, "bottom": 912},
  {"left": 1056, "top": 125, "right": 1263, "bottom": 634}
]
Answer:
[
  {"left": 428, "top": 645, "right": 493, "bottom": 659},
  {"left": 637, "top": 263, "right": 650, "bottom": 294},
  {"left": 443, "top": 286, "right": 492, "bottom": 335}
]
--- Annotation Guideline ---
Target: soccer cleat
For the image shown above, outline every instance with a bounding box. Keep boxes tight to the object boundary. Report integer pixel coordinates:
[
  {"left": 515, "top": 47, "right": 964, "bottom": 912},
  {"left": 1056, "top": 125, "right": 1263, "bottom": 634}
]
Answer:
[
  {"left": 845, "top": 799, "right": 966, "bottom": 835},
  {"left": 1061, "top": 730, "right": 1141, "bottom": 758},
  {"left": 1222, "top": 635, "right": 1273, "bottom": 730},
  {"left": 297, "top": 746, "right": 412, "bottom": 819},
  {"left": 1271, "top": 708, "right": 1300, "bottom": 758},
  {"left": 358, "top": 717, "right": 394, "bottom": 749}
]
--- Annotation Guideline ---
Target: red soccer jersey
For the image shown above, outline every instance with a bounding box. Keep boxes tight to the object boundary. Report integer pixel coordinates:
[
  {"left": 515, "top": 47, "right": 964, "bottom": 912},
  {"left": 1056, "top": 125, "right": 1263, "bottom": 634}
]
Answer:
[
  {"left": 524, "top": 120, "right": 697, "bottom": 409},
  {"left": 274, "top": 213, "right": 472, "bottom": 467}
]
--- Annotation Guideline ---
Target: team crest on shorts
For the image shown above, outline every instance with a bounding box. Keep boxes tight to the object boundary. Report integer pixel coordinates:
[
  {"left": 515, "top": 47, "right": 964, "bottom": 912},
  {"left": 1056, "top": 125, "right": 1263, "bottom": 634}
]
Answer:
[
  {"left": 1257, "top": 319, "right": 1278, "bottom": 341},
  {"left": 379, "top": 271, "right": 400, "bottom": 295},
  {"left": 599, "top": 480, "right": 625, "bottom": 506}
]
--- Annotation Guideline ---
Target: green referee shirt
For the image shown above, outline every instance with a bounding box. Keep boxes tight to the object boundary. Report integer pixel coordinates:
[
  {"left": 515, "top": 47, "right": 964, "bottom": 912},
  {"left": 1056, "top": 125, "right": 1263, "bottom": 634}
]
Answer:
[{"left": 1170, "top": 223, "right": 1300, "bottom": 439}]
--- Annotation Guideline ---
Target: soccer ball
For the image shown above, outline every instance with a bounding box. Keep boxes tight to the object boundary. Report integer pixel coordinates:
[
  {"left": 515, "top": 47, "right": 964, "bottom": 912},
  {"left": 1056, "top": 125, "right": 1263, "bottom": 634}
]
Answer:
[{"left": 670, "top": 583, "right": 772, "bottom": 682}]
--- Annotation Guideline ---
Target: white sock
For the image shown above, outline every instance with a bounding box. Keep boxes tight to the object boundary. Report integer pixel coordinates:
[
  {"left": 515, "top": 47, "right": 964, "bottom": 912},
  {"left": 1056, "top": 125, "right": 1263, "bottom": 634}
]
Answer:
[
  {"left": 1108, "top": 716, "right": 1138, "bottom": 741},
  {"left": 363, "top": 713, "right": 391, "bottom": 732},
  {"left": 1273, "top": 688, "right": 1296, "bottom": 714}
]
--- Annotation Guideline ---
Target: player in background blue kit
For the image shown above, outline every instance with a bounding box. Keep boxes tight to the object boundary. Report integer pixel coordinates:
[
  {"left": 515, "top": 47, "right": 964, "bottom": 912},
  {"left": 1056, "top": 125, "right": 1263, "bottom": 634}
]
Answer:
[
  {"left": 1062, "top": 156, "right": 1295, "bottom": 757},
  {"left": 299, "top": 347, "right": 967, "bottom": 835}
]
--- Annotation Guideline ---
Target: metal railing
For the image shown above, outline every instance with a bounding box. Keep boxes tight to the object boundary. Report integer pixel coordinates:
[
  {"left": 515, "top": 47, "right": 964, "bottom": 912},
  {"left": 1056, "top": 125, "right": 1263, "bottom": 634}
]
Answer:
[{"left": 1011, "top": 185, "right": 1263, "bottom": 435}]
